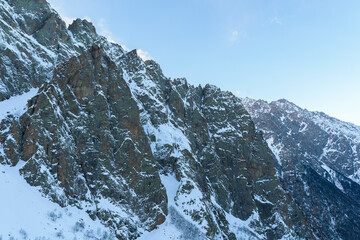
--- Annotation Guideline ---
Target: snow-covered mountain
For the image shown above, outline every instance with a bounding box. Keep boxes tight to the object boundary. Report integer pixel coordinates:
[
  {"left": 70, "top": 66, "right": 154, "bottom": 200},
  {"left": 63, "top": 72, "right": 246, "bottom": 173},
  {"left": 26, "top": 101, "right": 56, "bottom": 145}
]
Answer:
[
  {"left": 2, "top": 0, "right": 359, "bottom": 239},
  {"left": 0, "top": 1, "right": 315, "bottom": 239},
  {"left": 242, "top": 98, "right": 360, "bottom": 240}
]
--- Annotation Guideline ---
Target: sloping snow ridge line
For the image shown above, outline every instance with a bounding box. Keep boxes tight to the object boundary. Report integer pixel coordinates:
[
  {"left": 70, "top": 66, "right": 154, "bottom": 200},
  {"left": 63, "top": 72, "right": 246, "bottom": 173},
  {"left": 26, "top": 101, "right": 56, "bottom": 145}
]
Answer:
[
  {"left": 0, "top": 88, "right": 38, "bottom": 121},
  {"left": 0, "top": 162, "right": 115, "bottom": 239}
]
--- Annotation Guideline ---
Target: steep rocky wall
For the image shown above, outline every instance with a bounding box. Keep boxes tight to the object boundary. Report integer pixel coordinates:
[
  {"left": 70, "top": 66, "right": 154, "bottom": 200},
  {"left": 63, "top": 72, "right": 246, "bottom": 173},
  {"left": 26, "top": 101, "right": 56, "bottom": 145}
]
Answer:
[
  {"left": 0, "top": 0, "right": 317, "bottom": 239},
  {"left": 0, "top": 43, "right": 314, "bottom": 239},
  {"left": 1, "top": 45, "right": 167, "bottom": 239}
]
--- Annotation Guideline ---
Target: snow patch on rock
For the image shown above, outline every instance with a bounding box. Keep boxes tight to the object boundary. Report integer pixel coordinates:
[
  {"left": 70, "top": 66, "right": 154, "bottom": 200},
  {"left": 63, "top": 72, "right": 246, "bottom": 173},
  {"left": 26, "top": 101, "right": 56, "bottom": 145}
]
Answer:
[{"left": 0, "top": 88, "right": 38, "bottom": 121}]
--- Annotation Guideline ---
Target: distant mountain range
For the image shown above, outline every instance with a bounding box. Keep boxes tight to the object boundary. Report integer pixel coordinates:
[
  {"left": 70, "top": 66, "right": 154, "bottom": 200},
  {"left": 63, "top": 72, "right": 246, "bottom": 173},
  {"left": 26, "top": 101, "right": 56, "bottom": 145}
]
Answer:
[
  {"left": 0, "top": 0, "right": 359, "bottom": 239},
  {"left": 242, "top": 98, "right": 360, "bottom": 240}
]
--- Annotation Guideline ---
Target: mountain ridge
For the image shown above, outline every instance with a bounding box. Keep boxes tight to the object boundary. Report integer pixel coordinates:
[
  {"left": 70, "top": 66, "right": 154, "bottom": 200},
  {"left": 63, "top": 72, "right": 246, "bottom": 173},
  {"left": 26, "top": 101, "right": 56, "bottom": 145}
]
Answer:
[
  {"left": 0, "top": 0, "right": 358, "bottom": 239},
  {"left": 252, "top": 97, "right": 360, "bottom": 128},
  {"left": 0, "top": 1, "right": 315, "bottom": 239},
  {"left": 242, "top": 97, "right": 360, "bottom": 240}
]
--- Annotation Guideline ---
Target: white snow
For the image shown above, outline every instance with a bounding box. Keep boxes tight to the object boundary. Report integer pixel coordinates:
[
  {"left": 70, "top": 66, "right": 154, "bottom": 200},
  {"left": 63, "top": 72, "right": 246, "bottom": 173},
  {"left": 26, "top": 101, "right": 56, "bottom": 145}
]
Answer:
[
  {"left": 254, "top": 195, "right": 274, "bottom": 205},
  {"left": 139, "top": 175, "right": 209, "bottom": 240},
  {"left": 299, "top": 122, "right": 308, "bottom": 133},
  {"left": 0, "top": 162, "right": 115, "bottom": 239},
  {"left": 96, "top": 197, "right": 134, "bottom": 219},
  {"left": 144, "top": 122, "right": 192, "bottom": 155},
  {"left": 214, "top": 124, "right": 243, "bottom": 138},
  {"left": 312, "top": 112, "right": 360, "bottom": 144},
  {"left": 160, "top": 174, "right": 180, "bottom": 207},
  {"left": 0, "top": 88, "right": 38, "bottom": 121},
  {"left": 223, "top": 206, "right": 264, "bottom": 239},
  {"left": 303, "top": 181, "right": 310, "bottom": 196},
  {"left": 266, "top": 136, "right": 283, "bottom": 166},
  {"left": 138, "top": 219, "right": 183, "bottom": 240},
  {"left": 138, "top": 174, "right": 183, "bottom": 240},
  {"left": 321, "top": 164, "right": 344, "bottom": 192}
]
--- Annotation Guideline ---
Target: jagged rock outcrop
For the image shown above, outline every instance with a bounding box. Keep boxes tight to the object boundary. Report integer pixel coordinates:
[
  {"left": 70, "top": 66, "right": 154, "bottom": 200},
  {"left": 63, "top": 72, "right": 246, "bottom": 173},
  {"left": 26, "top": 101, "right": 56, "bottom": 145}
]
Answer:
[
  {"left": 242, "top": 98, "right": 360, "bottom": 240},
  {"left": 0, "top": 0, "right": 326, "bottom": 239},
  {"left": 0, "top": 41, "right": 314, "bottom": 238},
  {"left": 0, "top": 0, "right": 103, "bottom": 100},
  {"left": 2, "top": 44, "right": 169, "bottom": 239}
]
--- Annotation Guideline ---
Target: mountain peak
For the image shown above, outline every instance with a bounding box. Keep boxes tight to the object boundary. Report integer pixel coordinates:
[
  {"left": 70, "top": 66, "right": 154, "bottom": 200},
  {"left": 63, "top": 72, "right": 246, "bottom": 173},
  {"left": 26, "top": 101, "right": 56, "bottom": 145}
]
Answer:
[
  {"left": 1, "top": 0, "right": 359, "bottom": 239},
  {"left": 244, "top": 96, "right": 360, "bottom": 239},
  {"left": 68, "top": 18, "right": 97, "bottom": 35}
]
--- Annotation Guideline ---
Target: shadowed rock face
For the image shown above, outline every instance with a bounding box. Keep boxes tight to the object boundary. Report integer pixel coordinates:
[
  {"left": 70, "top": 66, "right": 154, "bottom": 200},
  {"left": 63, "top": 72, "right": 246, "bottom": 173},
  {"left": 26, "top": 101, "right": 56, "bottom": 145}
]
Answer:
[
  {"left": 1, "top": 45, "right": 167, "bottom": 239},
  {"left": 242, "top": 98, "right": 360, "bottom": 240},
  {"left": 115, "top": 51, "right": 314, "bottom": 238},
  {"left": 7, "top": 0, "right": 69, "bottom": 44},
  {"left": 147, "top": 81, "right": 312, "bottom": 239},
  {"left": 0, "top": 0, "right": 103, "bottom": 100},
  {"left": 0, "top": 44, "right": 314, "bottom": 239},
  {"left": 0, "top": 0, "right": 318, "bottom": 239}
]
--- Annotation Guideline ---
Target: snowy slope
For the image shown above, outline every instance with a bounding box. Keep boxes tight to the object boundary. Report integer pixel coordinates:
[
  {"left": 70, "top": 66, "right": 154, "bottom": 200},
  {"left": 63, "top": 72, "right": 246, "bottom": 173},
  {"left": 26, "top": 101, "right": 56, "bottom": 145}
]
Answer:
[
  {"left": 138, "top": 175, "right": 195, "bottom": 240},
  {"left": 138, "top": 175, "right": 269, "bottom": 240},
  {"left": 0, "top": 162, "right": 115, "bottom": 239},
  {"left": 242, "top": 97, "right": 360, "bottom": 240},
  {"left": 0, "top": 88, "right": 38, "bottom": 162},
  {"left": 0, "top": 88, "right": 38, "bottom": 121},
  {"left": 0, "top": 87, "right": 115, "bottom": 239}
]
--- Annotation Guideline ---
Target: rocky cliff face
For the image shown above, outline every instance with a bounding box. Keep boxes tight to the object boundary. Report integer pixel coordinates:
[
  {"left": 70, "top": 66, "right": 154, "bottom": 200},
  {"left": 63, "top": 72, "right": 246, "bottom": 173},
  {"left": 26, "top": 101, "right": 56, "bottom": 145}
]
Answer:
[
  {"left": 242, "top": 98, "right": 360, "bottom": 240},
  {"left": 0, "top": 0, "right": 100, "bottom": 100},
  {"left": 0, "top": 46, "right": 312, "bottom": 240},
  {"left": 0, "top": 0, "right": 338, "bottom": 239}
]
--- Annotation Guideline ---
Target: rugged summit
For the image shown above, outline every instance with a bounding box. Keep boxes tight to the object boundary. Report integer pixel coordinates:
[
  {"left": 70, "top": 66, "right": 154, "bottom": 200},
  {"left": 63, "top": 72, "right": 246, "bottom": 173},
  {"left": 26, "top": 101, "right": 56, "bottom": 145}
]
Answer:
[
  {"left": 3, "top": 0, "right": 359, "bottom": 239},
  {"left": 0, "top": 0, "right": 318, "bottom": 239},
  {"left": 242, "top": 98, "right": 360, "bottom": 240}
]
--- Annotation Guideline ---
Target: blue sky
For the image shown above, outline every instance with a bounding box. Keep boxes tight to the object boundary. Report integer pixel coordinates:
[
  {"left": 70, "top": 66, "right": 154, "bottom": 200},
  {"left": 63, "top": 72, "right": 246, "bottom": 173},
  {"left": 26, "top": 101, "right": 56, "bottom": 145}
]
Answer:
[{"left": 48, "top": 0, "right": 360, "bottom": 125}]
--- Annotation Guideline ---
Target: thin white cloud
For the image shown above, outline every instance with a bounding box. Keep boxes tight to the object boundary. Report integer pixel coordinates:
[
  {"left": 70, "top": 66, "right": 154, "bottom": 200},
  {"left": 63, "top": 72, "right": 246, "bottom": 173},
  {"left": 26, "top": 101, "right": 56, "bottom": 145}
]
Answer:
[
  {"left": 96, "top": 18, "right": 117, "bottom": 43},
  {"left": 270, "top": 16, "right": 282, "bottom": 25},
  {"left": 137, "top": 49, "right": 152, "bottom": 61},
  {"left": 232, "top": 89, "right": 252, "bottom": 99},
  {"left": 230, "top": 30, "right": 247, "bottom": 43},
  {"left": 232, "top": 30, "right": 239, "bottom": 38}
]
